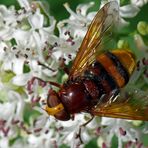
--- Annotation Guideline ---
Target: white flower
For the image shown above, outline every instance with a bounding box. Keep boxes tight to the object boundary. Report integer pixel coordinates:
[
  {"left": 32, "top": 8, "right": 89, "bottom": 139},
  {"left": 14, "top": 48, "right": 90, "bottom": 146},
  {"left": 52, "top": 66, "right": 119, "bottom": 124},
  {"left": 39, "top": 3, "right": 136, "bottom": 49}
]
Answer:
[
  {"left": 0, "top": 102, "right": 15, "bottom": 120},
  {"left": 119, "top": 4, "right": 139, "bottom": 18},
  {"left": 0, "top": 90, "right": 24, "bottom": 121},
  {"left": 54, "top": 2, "right": 96, "bottom": 65},
  {"left": 27, "top": 9, "right": 56, "bottom": 61},
  {"left": 0, "top": 0, "right": 57, "bottom": 83},
  {"left": 99, "top": 118, "right": 141, "bottom": 148},
  {"left": 0, "top": 137, "right": 9, "bottom": 148},
  {"left": 0, "top": 5, "right": 17, "bottom": 37},
  {"left": 0, "top": 89, "right": 25, "bottom": 147},
  {"left": 131, "top": 0, "right": 148, "bottom": 7},
  {"left": 17, "top": 0, "right": 32, "bottom": 11},
  {"left": 101, "top": 0, "right": 140, "bottom": 27},
  {"left": 12, "top": 73, "right": 32, "bottom": 86},
  {"left": 62, "top": 2, "right": 95, "bottom": 39},
  {"left": 134, "top": 34, "right": 148, "bottom": 51}
]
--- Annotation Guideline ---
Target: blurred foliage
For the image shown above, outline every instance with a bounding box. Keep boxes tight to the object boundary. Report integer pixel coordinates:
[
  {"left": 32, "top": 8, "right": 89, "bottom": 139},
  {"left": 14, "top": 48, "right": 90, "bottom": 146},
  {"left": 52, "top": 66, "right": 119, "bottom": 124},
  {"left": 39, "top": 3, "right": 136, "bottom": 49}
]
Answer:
[
  {"left": 60, "top": 144, "right": 70, "bottom": 148},
  {"left": 46, "top": 0, "right": 100, "bottom": 21},
  {"left": 23, "top": 103, "right": 42, "bottom": 126},
  {"left": 0, "top": 0, "right": 18, "bottom": 7},
  {"left": 85, "top": 138, "right": 98, "bottom": 148},
  {"left": 0, "top": 0, "right": 100, "bottom": 21}
]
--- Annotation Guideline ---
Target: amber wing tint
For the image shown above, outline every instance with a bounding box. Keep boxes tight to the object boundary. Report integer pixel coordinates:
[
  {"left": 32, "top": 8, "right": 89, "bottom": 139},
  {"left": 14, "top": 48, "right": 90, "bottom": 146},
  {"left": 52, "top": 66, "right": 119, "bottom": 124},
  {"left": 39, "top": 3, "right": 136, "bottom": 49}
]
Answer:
[
  {"left": 91, "top": 87, "right": 148, "bottom": 121},
  {"left": 69, "top": 1, "right": 119, "bottom": 79}
]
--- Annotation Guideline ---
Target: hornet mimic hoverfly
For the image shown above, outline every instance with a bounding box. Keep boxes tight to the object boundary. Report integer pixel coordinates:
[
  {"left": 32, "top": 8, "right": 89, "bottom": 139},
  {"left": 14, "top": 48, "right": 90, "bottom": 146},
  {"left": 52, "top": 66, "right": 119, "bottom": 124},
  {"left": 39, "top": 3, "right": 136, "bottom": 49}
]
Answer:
[{"left": 41, "top": 1, "right": 148, "bottom": 122}]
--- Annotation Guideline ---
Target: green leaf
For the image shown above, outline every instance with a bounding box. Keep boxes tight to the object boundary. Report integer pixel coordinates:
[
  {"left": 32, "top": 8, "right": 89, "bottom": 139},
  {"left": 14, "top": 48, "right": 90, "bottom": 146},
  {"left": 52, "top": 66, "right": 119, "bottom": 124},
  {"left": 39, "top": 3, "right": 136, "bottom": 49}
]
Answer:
[
  {"left": 0, "top": 71, "right": 15, "bottom": 83},
  {"left": 23, "top": 64, "right": 31, "bottom": 73},
  {"left": 0, "top": 0, "right": 20, "bottom": 9},
  {"left": 111, "top": 135, "right": 118, "bottom": 148},
  {"left": 9, "top": 135, "right": 21, "bottom": 146},
  {"left": 60, "top": 144, "right": 70, "bottom": 148},
  {"left": 10, "top": 38, "right": 17, "bottom": 46},
  {"left": 142, "top": 134, "right": 148, "bottom": 146},
  {"left": 23, "top": 103, "right": 41, "bottom": 125},
  {"left": 85, "top": 138, "right": 98, "bottom": 148}
]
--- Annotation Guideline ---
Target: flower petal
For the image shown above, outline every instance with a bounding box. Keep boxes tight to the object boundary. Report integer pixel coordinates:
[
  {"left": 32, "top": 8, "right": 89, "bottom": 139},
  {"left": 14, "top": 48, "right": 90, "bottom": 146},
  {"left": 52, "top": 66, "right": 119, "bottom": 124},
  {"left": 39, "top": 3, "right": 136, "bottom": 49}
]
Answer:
[
  {"left": 131, "top": 0, "right": 148, "bottom": 7},
  {"left": 12, "top": 58, "right": 25, "bottom": 75},
  {"left": 17, "top": 0, "right": 31, "bottom": 11},
  {"left": 76, "top": 2, "right": 94, "bottom": 16},
  {"left": 28, "top": 9, "right": 44, "bottom": 29},
  {"left": 120, "top": 4, "right": 140, "bottom": 18},
  {"left": 0, "top": 102, "right": 15, "bottom": 119},
  {"left": 12, "top": 73, "right": 31, "bottom": 86},
  {"left": 8, "top": 91, "right": 24, "bottom": 120}
]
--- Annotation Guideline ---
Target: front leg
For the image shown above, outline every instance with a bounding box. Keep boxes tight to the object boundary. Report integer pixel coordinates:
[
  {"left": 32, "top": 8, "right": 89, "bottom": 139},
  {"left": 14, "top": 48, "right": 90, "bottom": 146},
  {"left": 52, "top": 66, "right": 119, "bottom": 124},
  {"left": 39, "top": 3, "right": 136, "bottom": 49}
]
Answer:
[{"left": 76, "top": 115, "right": 94, "bottom": 144}]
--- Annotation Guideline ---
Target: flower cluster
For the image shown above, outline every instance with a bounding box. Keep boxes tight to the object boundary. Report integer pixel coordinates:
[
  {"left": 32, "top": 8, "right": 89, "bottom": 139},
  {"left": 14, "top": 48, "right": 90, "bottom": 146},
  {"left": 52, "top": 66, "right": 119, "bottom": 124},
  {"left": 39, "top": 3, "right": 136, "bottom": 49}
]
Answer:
[{"left": 0, "top": 0, "right": 147, "bottom": 148}]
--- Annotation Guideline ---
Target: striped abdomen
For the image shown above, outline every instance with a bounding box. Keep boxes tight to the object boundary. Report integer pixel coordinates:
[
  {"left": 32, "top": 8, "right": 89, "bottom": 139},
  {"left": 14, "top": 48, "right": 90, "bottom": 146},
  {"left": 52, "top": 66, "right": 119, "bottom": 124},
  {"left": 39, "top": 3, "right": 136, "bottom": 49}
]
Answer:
[{"left": 83, "top": 50, "right": 136, "bottom": 101}]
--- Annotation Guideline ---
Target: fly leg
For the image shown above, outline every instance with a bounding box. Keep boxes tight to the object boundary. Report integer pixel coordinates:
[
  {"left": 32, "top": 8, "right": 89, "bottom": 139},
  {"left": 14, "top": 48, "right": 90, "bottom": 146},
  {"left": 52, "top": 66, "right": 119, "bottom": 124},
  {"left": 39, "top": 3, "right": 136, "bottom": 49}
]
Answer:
[
  {"left": 28, "top": 76, "right": 61, "bottom": 89},
  {"left": 76, "top": 115, "right": 94, "bottom": 144},
  {"left": 38, "top": 59, "right": 70, "bottom": 75},
  {"left": 38, "top": 61, "right": 56, "bottom": 72},
  {"left": 28, "top": 77, "right": 63, "bottom": 115}
]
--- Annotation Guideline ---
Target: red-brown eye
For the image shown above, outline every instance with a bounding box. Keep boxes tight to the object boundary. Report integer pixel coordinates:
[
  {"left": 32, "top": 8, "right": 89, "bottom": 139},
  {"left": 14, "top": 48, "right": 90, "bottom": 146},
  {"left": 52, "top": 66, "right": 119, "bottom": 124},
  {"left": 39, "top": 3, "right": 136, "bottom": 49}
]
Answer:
[{"left": 46, "top": 90, "right": 70, "bottom": 121}]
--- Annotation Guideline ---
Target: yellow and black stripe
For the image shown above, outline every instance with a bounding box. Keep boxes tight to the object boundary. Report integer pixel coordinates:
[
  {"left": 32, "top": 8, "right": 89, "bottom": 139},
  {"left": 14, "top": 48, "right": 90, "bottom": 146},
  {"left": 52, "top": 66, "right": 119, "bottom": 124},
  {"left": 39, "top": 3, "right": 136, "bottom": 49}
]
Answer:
[
  {"left": 105, "top": 52, "right": 129, "bottom": 84},
  {"left": 84, "top": 49, "right": 136, "bottom": 100},
  {"left": 97, "top": 50, "right": 135, "bottom": 88}
]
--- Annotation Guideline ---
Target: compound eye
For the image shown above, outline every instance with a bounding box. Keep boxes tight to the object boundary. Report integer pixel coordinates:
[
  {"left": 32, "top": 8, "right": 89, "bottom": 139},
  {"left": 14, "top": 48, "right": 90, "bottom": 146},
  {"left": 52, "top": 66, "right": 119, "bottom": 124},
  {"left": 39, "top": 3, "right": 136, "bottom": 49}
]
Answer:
[
  {"left": 47, "top": 90, "right": 61, "bottom": 108},
  {"left": 45, "top": 90, "right": 70, "bottom": 121},
  {"left": 45, "top": 90, "right": 63, "bottom": 115}
]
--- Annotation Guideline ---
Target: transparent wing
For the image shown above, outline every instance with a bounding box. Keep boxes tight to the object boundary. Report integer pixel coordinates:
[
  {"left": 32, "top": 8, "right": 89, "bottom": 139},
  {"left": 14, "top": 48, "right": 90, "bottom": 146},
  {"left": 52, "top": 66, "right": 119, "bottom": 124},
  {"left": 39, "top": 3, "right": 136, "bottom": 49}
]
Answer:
[
  {"left": 91, "top": 87, "right": 148, "bottom": 121},
  {"left": 70, "top": 1, "right": 119, "bottom": 78}
]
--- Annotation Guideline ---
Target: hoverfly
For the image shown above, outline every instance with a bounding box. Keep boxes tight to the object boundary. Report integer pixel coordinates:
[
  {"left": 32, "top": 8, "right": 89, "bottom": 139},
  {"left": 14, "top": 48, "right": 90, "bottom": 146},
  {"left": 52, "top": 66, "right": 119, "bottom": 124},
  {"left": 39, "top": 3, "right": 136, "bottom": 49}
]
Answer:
[{"left": 43, "top": 1, "right": 148, "bottom": 122}]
